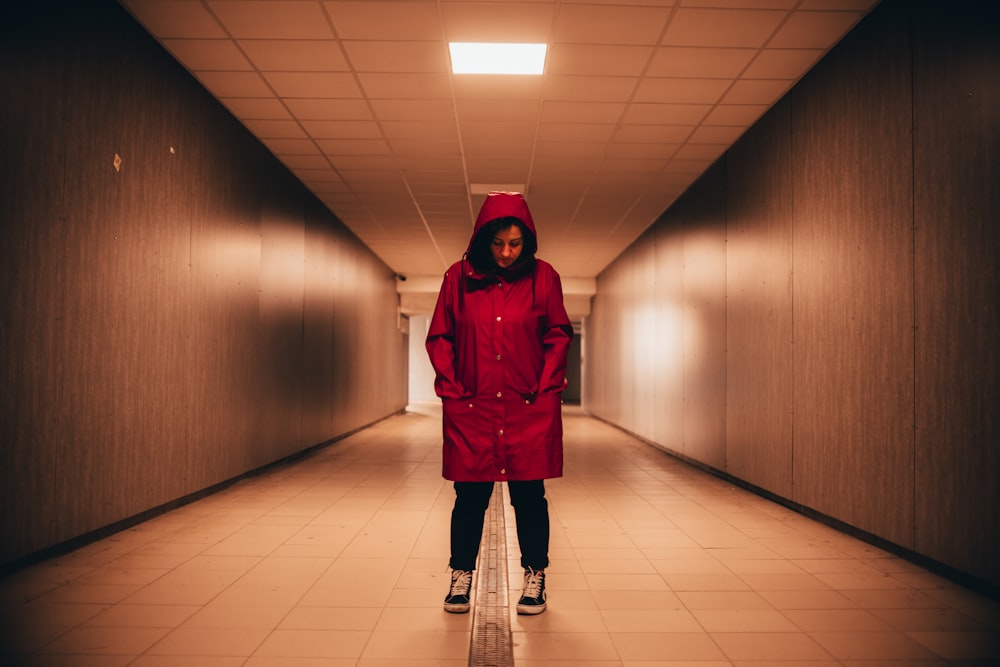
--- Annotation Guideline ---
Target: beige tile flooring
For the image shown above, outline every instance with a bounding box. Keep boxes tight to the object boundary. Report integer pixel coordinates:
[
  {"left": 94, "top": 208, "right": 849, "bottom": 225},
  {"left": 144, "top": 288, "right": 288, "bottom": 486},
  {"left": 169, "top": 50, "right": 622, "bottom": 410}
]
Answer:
[{"left": 1, "top": 404, "right": 998, "bottom": 666}]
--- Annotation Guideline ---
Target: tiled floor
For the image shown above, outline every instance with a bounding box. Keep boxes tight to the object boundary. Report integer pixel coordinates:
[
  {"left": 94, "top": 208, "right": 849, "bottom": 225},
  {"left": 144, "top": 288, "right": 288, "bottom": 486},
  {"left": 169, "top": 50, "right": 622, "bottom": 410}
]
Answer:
[{"left": 1, "top": 404, "right": 998, "bottom": 666}]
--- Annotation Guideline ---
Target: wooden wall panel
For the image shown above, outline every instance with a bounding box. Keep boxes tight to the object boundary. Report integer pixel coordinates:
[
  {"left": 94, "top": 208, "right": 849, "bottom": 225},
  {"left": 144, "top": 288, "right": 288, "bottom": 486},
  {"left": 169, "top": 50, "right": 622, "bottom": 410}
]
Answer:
[
  {"left": 598, "top": 258, "right": 626, "bottom": 425},
  {"left": 631, "top": 230, "right": 658, "bottom": 443},
  {"left": 911, "top": 0, "right": 1000, "bottom": 580},
  {"left": 0, "top": 2, "right": 406, "bottom": 568},
  {"left": 302, "top": 208, "right": 339, "bottom": 446},
  {"left": 679, "top": 164, "right": 728, "bottom": 469},
  {"left": 652, "top": 221, "right": 685, "bottom": 454},
  {"left": 725, "top": 99, "right": 794, "bottom": 498},
  {"left": 618, "top": 249, "right": 638, "bottom": 435},
  {"left": 789, "top": 3, "right": 915, "bottom": 546}
]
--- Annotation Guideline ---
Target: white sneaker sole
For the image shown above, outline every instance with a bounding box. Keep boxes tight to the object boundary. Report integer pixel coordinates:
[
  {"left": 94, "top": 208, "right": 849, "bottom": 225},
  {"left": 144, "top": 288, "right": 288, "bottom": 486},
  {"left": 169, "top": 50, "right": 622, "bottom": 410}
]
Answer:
[{"left": 516, "top": 601, "right": 547, "bottom": 615}]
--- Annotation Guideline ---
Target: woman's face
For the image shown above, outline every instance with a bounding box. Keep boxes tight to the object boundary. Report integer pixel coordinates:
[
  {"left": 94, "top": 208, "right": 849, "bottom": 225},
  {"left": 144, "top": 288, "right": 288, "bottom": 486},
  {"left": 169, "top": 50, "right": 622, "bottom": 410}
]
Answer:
[{"left": 490, "top": 225, "right": 523, "bottom": 268}]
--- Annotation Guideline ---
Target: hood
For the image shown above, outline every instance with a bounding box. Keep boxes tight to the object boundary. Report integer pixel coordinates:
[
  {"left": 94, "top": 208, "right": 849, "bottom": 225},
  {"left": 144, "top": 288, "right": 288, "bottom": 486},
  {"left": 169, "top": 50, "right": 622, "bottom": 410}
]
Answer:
[{"left": 468, "top": 191, "right": 537, "bottom": 252}]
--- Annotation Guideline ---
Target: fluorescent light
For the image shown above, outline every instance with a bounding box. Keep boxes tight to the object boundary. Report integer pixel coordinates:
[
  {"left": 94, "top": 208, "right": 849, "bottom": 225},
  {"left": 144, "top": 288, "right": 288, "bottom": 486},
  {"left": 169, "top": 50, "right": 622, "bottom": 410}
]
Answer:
[
  {"left": 449, "top": 42, "right": 546, "bottom": 75},
  {"left": 470, "top": 183, "right": 526, "bottom": 195}
]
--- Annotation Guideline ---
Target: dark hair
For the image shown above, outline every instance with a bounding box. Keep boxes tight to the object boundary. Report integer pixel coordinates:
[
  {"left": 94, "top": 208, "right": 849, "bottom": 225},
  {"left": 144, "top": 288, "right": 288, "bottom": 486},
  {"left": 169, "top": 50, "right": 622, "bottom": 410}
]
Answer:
[{"left": 467, "top": 216, "right": 537, "bottom": 275}]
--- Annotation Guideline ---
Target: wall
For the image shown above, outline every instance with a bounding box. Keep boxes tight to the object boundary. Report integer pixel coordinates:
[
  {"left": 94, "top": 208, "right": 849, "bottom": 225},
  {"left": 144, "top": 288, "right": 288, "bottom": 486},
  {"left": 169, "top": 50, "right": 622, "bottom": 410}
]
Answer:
[
  {"left": 583, "top": 0, "right": 999, "bottom": 590},
  {"left": 408, "top": 315, "right": 438, "bottom": 403},
  {"left": 0, "top": 1, "right": 407, "bottom": 569}
]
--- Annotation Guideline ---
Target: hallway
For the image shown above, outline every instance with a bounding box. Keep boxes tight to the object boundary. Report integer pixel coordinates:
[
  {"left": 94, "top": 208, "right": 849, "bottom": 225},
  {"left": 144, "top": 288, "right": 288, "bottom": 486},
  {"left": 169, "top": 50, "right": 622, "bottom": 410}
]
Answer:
[{"left": 1, "top": 405, "right": 997, "bottom": 666}]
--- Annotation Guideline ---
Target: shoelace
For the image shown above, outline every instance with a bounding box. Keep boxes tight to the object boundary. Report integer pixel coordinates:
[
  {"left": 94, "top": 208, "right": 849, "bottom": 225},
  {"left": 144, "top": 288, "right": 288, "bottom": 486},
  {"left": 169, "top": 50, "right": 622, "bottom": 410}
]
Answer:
[
  {"left": 522, "top": 568, "right": 544, "bottom": 598},
  {"left": 450, "top": 570, "right": 472, "bottom": 596}
]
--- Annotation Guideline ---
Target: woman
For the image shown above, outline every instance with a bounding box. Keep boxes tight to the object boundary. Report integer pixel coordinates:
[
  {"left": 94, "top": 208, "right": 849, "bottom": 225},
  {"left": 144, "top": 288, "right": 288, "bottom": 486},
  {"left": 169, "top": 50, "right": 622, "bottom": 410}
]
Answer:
[{"left": 426, "top": 191, "right": 573, "bottom": 615}]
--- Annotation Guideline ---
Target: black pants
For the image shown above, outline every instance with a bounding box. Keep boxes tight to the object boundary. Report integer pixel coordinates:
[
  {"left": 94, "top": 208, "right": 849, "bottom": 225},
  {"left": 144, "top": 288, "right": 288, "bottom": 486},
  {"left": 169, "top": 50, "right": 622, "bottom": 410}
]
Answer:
[{"left": 449, "top": 480, "right": 550, "bottom": 572}]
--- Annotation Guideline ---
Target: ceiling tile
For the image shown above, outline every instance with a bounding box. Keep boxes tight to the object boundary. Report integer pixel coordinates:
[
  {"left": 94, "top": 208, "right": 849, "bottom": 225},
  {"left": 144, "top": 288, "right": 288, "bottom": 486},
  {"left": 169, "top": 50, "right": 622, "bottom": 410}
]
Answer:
[
  {"left": 632, "top": 77, "right": 731, "bottom": 104},
  {"left": 543, "top": 75, "right": 638, "bottom": 102},
  {"left": 259, "top": 138, "right": 322, "bottom": 155},
  {"left": 599, "top": 157, "right": 673, "bottom": 174},
  {"left": 721, "top": 78, "right": 792, "bottom": 104},
  {"left": 547, "top": 44, "right": 653, "bottom": 77},
  {"left": 358, "top": 73, "right": 452, "bottom": 99},
  {"left": 387, "top": 139, "right": 462, "bottom": 157},
  {"left": 342, "top": 41, "right": 449, "bottom": 73},
  {"left": 614, "top": 125, "right": 692, "bottom": 143},
  {"left": 339, "top": 170, "right": 408, "bottom": 185},
  {"left": 238, "top": 40, "right": 349, "bottom": 71},
  {"left": 300, "top": 119, "right": 382, "bottom": 139},
  {"left": 207, "top": 1, "right": 335, "bottom": 39},
  {"left": 530, "top": 157, "right": 602, "bottom": 177},
  {"left": 451, "top": 76, "right": 544, "bottom": 101},
  {"left": 194, "top": 71, "right": 272, "bottom": 97},
  {"left": 263, "top": 72, "right": 362, "bottom": 98},
  {"left": 285, "top": 98, "right": 374, "bottom": 120},
  {"left": 294, "top": 168, "right": 345, "bottom": 184},
  {"left": 456, "top": 99, "right": 541, "bottom": 123},
  {"left": 325, "top": 1, "right": 442, "bottom": 40},
  {"left": 324, "top": 155, "right": 397, "bottom": 170},
  {"left": 663, "top": 8, "right": 787, "bottom": 48},
  {"left": 381, "top": 121, "right": 459, "bottom": 141},
  {"left": 621, "top": 103, "right": 711, "bottom": 125},
  {"left": 440, "top": 2, "right": 555, "bottom": 42},
  {"left": 702, "top": 104, "right": 767, "bottom": 125},
  {"left": 646, "top": 46, "right": 757, "bottom": 78},
  {"left": 533, "top": 142, "right": 607, "bottom": 159},
  {"left": 161, "top": 39, "right": 252, "bottom": 70},
  {"left": 540, "top": 101, "right": 626, "bottom": 123},
  {"left": 770, "top": 10, "right": 864, "bottom": 49},
  {"left": 280, "top": 154, "right": 332, "bottom": 170},
  {"left": 316, "top": 138, "right": 391, "bottom": 155},
  {"left": 221, "top": 97, "right": 293, "bottom": 120},
  {"left": 242, "top": 119, "right": 308, "bottom": 139},
  {"left": 121, "top": 0, "right": 227, "bottom": 38},
  {"left": 744, "top": 48, "right": 824, "bottom": 78},
  {"left": 688, "top": 125, "right": 747, "bottom": 144},
  {"left": 536, "top": 123, "right": 617, "bottom": 142},
  {"left": 799, "top": 0, "right": 877, "bottom": 9},
  {"left": 663, "top": 158, "right": 713, "bottom": 175},
  {"left": 678, "top": 0, "right": 796, "bottom": 8},
  {"left": 603, "top": 143, "right": 677, "bottom": 159},
  {"left": 370, "top": 99, "right": 455, "bottom": 121},
  {"left": 464, "top": 139, "right": 535, "bottom": 159},
  {"left": 553, "top": 4, "right": 671, "bottom": 44},
  {"left": 397, "top": 155, "right": 465, "bottom": 171},
  {"left": 460, "top": 122, "right": 536, "bottom": 142},
  {"left": 308, "top": 180, "right": 350, "bottom": 194},
  {"left": 406, "top": 169, "right": 466, "bottom": 185},
  {"left": 674, "top": 143, "right": 727, "bottom": 161}
]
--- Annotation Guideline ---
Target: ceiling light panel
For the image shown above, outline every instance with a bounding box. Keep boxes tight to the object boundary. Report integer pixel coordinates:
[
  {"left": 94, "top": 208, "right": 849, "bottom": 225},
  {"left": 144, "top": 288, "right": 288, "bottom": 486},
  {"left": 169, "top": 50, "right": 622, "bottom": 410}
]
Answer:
[{"left": 449, "top": 42, "right": 547, "bottom": 75}]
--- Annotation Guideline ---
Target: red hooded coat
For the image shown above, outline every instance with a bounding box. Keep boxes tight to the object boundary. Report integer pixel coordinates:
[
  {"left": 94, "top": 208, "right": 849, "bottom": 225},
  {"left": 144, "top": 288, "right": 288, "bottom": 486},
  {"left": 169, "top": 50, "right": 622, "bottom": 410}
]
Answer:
[{"left": 426, "top": 192, "right": 573, "bottom": 482}]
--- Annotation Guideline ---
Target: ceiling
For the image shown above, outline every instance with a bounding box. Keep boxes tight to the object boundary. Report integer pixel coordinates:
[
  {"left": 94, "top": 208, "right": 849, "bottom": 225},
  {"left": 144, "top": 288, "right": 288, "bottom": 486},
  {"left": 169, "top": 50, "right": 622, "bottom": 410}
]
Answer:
[{"left": 118, "top": 0, "right": 878, "bottom": 317}]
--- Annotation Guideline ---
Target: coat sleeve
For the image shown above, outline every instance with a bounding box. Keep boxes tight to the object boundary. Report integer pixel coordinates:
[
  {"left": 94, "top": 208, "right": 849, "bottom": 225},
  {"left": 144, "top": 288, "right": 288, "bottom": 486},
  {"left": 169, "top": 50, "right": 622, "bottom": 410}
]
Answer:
[
  {"left": 538, "top": 269, "right": 573, "bottom": 395},
  {"left": 425, "top": 269, "right": 468, "bottom": 399}
]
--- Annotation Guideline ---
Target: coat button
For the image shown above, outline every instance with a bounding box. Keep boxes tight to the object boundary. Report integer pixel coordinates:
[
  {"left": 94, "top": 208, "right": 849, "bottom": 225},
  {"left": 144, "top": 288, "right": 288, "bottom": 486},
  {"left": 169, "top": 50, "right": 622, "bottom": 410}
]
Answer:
[
  {"left": 496, "top": 391, "right": 502, "bottom": 398},
  {"left": 498, "top": 429, "right": 504, "bottom": 436},
  {"left": 496, "top": 354, "right": 501, "bottom": 361},
  {"left": 496, "top": 316, "right": 501, "bottom": 321},
  {"left": 500, "top": 468, "right": 506, "bottom": 474}
]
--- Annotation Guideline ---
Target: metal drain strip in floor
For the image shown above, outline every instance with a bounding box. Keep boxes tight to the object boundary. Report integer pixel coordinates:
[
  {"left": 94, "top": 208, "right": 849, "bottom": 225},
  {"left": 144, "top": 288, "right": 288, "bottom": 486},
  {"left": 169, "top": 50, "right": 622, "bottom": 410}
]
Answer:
[{"left": 469, "top": 483, "right": 514, "bottom": 667}]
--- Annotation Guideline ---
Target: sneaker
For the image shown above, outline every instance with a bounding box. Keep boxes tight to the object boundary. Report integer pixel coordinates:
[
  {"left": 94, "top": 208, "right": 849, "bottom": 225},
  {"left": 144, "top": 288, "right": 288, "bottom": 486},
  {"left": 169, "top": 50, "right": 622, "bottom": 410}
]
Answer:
[
  {"left": 444, "top": 569, "right": 473, "bottom": 613},
  {"left": 516, "top": 567, "right": 546, "bottom": 615}
]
